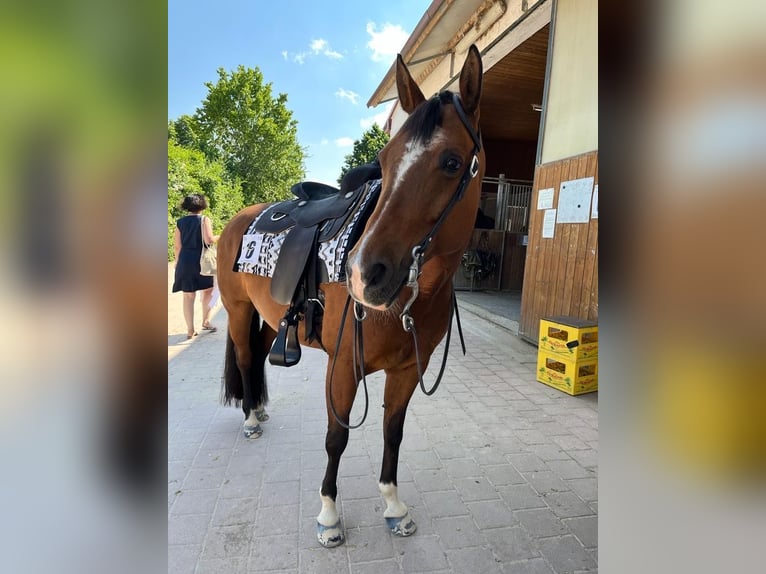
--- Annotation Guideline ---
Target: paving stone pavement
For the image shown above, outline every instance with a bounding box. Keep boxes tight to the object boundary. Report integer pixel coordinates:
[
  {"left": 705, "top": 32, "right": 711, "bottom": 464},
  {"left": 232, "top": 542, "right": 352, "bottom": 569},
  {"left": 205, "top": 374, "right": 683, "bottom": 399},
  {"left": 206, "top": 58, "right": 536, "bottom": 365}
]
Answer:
[{"left": 168, "top": 268, "right": 598, "bottom": 573}]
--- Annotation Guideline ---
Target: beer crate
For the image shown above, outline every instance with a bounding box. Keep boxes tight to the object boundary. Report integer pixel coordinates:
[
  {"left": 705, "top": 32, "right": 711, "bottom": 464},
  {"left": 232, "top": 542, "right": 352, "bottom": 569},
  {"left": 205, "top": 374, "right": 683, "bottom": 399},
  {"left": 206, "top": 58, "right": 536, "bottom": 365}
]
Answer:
[
  {"left": 539, "top": 316, "right": 598, "bottom": 360},
  {"left": 536, "top": 350, "right": 598, "bottom": 395}
]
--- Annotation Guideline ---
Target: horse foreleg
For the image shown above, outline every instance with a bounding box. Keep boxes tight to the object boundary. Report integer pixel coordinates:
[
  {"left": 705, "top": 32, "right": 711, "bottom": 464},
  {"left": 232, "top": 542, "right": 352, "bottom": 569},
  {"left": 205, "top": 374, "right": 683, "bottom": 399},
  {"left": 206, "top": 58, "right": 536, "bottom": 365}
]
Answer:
[
  {"left": 316, "top": 364, "right": 357, "bottom": 547},
  {"left": 379, "top": 367, "right": 419, "bottom": 537}
]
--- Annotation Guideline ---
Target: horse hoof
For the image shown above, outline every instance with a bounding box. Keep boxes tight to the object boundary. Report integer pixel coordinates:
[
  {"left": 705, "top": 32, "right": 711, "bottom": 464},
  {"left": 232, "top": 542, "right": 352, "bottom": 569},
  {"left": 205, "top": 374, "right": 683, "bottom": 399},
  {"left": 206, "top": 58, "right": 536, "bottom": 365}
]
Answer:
[
  {"left": 385, "top": 513, "right": 417, "bottom": 537},
  {"left": 255, "top": 408, "right": 269, "bottom": 423},
  {"left": 316, "top": 521, "right": 345, "bottom": 547},
  {"left": 243, "top": 424, "right": 262, "bottom": 439}
]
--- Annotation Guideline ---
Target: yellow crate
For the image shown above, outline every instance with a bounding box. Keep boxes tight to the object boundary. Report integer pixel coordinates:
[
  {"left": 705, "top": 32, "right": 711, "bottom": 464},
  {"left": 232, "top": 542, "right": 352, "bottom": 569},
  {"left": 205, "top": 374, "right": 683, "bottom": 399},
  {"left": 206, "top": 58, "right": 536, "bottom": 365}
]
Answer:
[
  {"left": 539, "top": 317, "right": 598, "bottom": 360},
  {"left": 536, "top": 350, "right": 598, "bottom": 395}
]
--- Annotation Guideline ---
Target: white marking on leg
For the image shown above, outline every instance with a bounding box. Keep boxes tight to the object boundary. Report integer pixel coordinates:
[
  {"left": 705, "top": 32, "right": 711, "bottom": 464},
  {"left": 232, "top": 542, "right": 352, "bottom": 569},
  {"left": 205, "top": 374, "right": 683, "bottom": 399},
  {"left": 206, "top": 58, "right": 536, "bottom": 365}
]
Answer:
[
  {"left": 379, "top": 482, "right": 408, "bottom": 518},
  {"left": 316, "top": 491, "right": 345, "bottom": 546},
  {"left": 317, "top": 493, "right": 339, "bottom": 526},
  {"left": 244, "top": 409, "right": 260, "bottom": 427},
  {"left": 243, "top": 408, "right": 263, "bottom": 438},
  {"left": 380, "top": 482, "right": 417, "bottom": 536}
]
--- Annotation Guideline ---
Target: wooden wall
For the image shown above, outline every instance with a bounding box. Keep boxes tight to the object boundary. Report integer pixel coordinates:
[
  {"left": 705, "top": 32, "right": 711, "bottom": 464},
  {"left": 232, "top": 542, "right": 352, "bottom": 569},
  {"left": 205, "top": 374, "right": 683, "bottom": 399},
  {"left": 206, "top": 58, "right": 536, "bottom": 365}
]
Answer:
[{"left": 519, "top": 150, "right": 598, "bottom": 343}]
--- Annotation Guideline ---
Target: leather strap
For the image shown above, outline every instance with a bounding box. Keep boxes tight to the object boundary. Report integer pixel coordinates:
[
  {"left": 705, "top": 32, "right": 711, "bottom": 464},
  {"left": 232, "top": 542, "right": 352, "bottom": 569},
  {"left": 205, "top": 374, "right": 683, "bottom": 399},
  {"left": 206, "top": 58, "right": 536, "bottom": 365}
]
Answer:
[{"left": 270, "top": 225, "right": 318, "bottom": 305}]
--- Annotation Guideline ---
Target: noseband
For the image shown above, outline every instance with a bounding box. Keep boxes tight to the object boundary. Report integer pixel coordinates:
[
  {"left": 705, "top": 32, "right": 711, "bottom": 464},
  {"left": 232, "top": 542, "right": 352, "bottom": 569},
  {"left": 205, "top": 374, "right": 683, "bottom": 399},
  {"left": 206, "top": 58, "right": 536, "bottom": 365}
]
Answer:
[{"left": 399, "top": 92, "right": 482, "bottom": 330}]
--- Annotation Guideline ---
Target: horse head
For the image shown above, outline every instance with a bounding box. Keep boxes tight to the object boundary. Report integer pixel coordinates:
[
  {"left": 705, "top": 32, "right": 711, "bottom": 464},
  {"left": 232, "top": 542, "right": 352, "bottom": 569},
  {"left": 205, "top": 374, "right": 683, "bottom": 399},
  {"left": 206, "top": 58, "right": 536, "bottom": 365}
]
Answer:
[{"left": 346, "top": 45, "right": 485, "bottom": 310}]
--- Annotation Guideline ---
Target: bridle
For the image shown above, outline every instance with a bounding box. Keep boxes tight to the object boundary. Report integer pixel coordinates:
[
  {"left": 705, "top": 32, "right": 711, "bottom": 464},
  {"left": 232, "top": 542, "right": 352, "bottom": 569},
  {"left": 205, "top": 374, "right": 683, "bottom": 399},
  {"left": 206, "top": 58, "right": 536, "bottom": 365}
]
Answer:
[
  {"left": 399, "top": 92, "right": 482, "bottom": 331},
  {"left": 329, "top": 92, "right": 482, "bottom": 429}
]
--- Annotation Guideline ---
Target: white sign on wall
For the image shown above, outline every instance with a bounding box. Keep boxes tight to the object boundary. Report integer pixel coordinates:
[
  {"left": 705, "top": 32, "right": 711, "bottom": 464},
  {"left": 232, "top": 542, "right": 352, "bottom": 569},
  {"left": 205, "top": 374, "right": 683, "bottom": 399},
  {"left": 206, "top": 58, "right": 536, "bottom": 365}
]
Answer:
[
  {"left": 537, "top": 188, "right": 554, "bottom": 210},
  {"left": 542, "top": 209, "right": 556, "bottom": 238},
  {"left": 557, "top": 177, "right": 594, "bottom": 223}
]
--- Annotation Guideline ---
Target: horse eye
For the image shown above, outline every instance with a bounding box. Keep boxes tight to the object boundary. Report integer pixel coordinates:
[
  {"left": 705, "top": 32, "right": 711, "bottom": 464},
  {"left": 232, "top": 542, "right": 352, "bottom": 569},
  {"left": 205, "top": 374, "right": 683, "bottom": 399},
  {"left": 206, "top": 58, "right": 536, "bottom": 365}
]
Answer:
[{"left": 443, "top": 157, "right": 462, "bottom": 173}]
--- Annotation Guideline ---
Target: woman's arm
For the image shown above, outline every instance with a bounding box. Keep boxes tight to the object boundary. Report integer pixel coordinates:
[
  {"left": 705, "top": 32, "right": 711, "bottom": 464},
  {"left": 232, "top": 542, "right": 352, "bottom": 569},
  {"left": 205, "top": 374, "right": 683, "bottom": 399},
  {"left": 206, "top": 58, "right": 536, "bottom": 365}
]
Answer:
[
  {"left": 202, "top": 216, "right": 220, "bottom": 244},
  {"left": 174, "top": 227, "right": 182, "bottom": 262}
]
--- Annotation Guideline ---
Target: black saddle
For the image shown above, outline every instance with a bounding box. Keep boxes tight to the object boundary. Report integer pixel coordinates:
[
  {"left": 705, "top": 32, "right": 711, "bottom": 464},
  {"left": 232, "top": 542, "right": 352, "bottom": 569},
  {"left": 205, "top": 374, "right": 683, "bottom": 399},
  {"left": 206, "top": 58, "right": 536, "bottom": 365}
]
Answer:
[{"left": 253, "top": 162, "right": 381, "bottom": 367}]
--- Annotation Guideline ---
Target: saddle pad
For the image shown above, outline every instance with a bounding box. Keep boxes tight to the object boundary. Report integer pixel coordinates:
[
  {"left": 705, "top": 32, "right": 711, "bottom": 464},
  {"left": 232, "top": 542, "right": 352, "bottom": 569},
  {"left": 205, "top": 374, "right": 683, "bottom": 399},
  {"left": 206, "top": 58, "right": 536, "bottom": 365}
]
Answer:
[{"left": 234, "top": 179, "right": 381, "bottom": 283}]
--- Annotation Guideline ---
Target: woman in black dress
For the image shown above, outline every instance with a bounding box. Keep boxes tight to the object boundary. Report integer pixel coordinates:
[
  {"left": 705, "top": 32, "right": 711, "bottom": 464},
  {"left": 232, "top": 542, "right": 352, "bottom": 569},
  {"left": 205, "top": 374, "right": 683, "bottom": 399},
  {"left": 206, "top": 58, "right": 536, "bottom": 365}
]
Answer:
[{"left": 172, "top": 194, "right": 219, "bottom": 339}]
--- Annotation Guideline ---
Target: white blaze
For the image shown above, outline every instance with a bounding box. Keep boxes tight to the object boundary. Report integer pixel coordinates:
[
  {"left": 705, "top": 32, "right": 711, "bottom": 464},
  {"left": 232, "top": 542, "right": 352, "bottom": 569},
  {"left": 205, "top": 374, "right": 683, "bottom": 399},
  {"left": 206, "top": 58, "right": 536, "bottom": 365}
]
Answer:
[{"left": 348, "top": 130, "right": 445, "bottom": 306}]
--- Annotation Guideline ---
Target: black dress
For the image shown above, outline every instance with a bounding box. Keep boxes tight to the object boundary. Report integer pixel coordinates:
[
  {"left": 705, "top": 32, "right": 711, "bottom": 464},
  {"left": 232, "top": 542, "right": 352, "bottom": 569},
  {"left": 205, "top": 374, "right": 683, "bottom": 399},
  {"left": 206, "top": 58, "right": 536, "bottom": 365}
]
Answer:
[{"left": 172, "top": 214, "right": 214, "bottom": 293}]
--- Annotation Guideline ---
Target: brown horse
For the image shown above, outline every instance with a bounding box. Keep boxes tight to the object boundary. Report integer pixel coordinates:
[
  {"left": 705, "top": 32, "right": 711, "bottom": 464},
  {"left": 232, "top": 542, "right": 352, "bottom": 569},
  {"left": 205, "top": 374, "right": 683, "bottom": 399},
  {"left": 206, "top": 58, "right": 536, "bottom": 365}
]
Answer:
[{"left": 216, "top": 45, "right": 485, "bottom": 547}]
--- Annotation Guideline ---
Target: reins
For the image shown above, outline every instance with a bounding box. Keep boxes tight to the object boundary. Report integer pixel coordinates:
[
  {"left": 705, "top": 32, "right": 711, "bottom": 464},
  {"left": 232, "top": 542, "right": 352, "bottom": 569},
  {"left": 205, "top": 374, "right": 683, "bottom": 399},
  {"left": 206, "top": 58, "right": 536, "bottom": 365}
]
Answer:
[{"left": 328, "top": 93, "right": 480, "bottom": 429}]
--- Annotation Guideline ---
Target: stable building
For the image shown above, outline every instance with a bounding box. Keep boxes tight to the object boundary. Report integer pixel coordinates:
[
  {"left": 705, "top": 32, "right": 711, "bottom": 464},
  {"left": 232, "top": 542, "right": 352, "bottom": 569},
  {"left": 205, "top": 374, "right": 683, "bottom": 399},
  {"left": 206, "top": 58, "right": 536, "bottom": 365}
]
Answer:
[{"left": 368, "top": 0, "right": 597, "bottom": 343}]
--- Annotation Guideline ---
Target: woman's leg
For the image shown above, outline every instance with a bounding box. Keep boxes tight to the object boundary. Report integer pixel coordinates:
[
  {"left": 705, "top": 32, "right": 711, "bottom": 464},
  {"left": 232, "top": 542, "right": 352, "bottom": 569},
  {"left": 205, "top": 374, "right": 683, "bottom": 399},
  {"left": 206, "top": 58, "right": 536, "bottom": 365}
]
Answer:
[
  {"left": 183, "top": 292, "right": 197, "bottom": 336},
  {"left": 201, "top": 287, "right": 214, "bottom": 328}
]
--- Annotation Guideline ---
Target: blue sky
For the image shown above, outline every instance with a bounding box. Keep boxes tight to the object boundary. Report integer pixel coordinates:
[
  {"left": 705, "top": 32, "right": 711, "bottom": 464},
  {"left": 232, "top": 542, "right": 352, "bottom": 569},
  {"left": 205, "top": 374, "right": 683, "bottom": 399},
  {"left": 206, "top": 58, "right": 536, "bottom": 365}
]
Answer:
[{"left": 169, "top": 0, "right": 430, "bottom": 185}]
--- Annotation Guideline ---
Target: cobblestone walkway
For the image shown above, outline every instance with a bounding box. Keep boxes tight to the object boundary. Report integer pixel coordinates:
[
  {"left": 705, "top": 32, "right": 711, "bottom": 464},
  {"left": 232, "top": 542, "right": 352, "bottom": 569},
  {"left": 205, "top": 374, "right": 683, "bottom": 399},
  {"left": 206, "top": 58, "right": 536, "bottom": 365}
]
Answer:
[{"left": 168, "top": 267, "right": 598, "bottom": 573}]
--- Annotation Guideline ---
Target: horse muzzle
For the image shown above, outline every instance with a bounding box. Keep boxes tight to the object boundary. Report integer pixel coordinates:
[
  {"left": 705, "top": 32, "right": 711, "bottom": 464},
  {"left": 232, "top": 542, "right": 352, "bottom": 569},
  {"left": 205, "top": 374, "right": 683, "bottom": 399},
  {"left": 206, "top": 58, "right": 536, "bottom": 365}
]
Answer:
[{"left": 346, "top": 255, "right": 407, "bottom": 310}]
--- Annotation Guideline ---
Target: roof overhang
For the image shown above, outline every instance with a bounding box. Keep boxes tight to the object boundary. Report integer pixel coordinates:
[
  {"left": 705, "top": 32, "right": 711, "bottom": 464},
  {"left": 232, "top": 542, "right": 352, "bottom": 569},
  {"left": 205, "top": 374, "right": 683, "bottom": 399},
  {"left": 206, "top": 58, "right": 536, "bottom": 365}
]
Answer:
[{"left": 367, "top": 0, "right": 508, "bottom": 107}]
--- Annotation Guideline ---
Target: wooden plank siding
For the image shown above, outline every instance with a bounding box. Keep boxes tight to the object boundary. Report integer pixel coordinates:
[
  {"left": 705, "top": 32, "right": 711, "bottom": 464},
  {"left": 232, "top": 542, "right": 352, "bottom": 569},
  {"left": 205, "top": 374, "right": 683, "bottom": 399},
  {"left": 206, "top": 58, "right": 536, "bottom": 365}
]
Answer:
[{"left": 519, "top": 151, "right": 598, "bottom": 343}]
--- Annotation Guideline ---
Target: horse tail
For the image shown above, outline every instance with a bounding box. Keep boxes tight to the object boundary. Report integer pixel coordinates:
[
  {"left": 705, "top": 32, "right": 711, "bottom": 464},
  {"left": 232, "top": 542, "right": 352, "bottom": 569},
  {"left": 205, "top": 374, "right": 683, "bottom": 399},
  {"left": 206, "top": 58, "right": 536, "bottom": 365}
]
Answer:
[{"left": 221, "top": 308, "right": 268, "bottom": 407}]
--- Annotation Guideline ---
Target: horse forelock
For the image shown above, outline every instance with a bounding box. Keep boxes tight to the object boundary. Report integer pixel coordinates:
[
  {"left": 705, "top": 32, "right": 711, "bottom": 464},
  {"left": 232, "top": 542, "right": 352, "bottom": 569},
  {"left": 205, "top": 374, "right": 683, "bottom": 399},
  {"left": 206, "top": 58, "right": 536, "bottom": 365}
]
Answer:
[{"left": 401, "top": 91, "right": 452, "bottom": 144}]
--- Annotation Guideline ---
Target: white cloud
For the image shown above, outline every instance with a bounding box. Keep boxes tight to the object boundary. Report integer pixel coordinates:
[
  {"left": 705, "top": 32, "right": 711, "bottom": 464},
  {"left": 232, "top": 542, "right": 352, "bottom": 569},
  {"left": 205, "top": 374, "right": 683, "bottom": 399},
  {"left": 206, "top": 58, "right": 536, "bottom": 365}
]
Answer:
[
  {"left": 366, "top": 22, "right": 409, "bottom": 62},
  {"left": 360, "top": 101, "right": 394, "bottom": 130},
  {"left": 335, "top": 88, "right": 360, "bottom": 105},
  {"left": 284, "top": 38, "right": 343, "bottom": 64},
  {"left": 335, "top": 137, "right": 354, "bottom": 147},
  {"left": 312, "top": 38, "right": 343, "bottom": 60},
  {"left": 310, "top": 39, "right": 327, "bottom": 52}
]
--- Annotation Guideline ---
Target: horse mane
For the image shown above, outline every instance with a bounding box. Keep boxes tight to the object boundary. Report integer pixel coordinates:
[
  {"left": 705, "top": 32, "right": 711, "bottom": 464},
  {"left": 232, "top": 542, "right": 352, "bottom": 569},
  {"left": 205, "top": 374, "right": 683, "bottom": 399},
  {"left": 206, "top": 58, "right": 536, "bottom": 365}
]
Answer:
[{"left": 401, "top": 91, "right": 453, "bottom": 143}]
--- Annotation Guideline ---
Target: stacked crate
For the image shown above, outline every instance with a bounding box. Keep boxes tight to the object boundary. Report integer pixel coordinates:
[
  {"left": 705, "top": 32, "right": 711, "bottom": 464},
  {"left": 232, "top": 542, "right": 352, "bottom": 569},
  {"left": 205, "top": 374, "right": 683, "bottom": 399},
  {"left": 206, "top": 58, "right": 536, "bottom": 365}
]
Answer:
[{"left": 536, "top": 316, "right": 598, "bottom": 395}]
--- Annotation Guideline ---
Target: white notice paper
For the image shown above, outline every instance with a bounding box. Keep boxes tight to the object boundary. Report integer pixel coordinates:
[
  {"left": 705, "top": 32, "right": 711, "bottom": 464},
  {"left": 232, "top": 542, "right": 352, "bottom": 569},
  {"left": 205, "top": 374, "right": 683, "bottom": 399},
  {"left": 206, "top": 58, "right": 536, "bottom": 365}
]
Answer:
[
  {"left": 537, "top": 188, "right": 554, "bottom": 210},
  {"left": 557, "top": 176, "right": 594, "bottom": 223},
  {"left": 542, "top": 209, "right": 556, "bottom": 238},
  {"left": 591, "top": 185, "right": 598, "bottom": 219}
]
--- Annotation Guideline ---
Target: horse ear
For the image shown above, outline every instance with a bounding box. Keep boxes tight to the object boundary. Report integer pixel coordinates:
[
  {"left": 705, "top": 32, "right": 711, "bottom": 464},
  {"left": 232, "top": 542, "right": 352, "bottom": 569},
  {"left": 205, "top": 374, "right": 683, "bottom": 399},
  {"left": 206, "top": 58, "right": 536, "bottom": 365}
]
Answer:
[
  {"left": 396, "top": 54, "right": 426, "bottom": 114},
  {"left": 459, "top": 45, "right": 483, "bottom": 115}
]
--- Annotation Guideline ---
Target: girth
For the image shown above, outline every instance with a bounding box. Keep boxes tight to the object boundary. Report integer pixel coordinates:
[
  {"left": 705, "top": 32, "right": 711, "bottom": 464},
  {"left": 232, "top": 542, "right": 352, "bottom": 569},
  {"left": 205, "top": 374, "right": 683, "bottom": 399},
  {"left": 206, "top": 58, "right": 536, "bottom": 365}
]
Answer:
[{"left": 250, "top": 175, "right": 381, "bottom": 367}]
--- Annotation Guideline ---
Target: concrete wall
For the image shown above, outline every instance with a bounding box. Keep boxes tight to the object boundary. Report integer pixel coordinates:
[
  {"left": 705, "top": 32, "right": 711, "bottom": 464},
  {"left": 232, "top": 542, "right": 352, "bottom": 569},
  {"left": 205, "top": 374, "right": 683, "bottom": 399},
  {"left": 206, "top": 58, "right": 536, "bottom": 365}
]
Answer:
[{"left": 540, "top": 0, "right": 598, "bottom": 163}]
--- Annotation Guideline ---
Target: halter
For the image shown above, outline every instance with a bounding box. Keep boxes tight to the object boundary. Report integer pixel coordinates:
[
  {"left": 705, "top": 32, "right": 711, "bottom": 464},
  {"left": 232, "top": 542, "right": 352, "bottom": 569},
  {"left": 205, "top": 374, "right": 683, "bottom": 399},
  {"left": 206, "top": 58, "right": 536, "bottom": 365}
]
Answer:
[{"left": 329, "top": 93, "right": 481, "bottom": 428}]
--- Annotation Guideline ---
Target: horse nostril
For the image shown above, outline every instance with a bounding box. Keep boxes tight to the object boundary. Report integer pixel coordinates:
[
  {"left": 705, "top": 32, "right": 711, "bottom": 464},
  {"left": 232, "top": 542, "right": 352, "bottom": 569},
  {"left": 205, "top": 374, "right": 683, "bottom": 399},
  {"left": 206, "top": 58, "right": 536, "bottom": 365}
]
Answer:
[{"left": 363, "top": 261, "right": 390, "bottom": 289}]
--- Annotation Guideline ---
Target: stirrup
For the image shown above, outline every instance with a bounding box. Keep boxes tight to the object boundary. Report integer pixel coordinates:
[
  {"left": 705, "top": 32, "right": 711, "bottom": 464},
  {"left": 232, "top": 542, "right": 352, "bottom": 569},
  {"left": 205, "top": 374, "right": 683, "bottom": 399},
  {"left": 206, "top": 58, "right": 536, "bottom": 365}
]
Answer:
[{"left": 269, "top": 309, "right": 302, "bottom": 367}]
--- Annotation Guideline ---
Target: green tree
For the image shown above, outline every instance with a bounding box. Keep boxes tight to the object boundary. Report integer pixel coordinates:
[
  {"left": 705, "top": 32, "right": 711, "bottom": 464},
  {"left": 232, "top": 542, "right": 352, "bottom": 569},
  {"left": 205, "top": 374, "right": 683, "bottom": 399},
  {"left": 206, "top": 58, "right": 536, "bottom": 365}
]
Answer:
[
  {"left": 171, "top": 114, "right": 200, "bottom": 149},
  {"left": 168, "top": 139, "right": 244, "bottom": 260},
  {"left": 194, "top": 66, "right": 305, "bottom": 205},
  {"left": 337, "top": 124, "right": 389, "bottom": 185}
]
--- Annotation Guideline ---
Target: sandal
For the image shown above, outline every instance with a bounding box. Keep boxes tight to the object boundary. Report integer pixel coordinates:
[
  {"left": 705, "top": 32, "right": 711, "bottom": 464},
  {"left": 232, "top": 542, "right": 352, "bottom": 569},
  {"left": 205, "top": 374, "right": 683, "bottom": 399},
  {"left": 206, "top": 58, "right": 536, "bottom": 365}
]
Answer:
[
  {"left": 186, "top": 332, "right": 198, "bottom": 340},
  {"left": 202, "top": 324, "right": 217, "bottom": 332}
]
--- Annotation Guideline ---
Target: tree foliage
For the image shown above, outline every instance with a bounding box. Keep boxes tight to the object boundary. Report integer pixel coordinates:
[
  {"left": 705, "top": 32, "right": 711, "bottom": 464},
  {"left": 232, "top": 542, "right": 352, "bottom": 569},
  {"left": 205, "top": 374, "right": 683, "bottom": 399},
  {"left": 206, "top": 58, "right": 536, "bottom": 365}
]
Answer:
[
  {"left": 170, "top": 114, "right": 200, "bottom": 149},
  {"left": 337, "top": 124, "right": 389, "bottom": 185},
  {"left": 194, "top": 66, "right": 305, "bottom": 205},
  {"left": 168, "top": 65, "right": 307, "bottom": 260}
]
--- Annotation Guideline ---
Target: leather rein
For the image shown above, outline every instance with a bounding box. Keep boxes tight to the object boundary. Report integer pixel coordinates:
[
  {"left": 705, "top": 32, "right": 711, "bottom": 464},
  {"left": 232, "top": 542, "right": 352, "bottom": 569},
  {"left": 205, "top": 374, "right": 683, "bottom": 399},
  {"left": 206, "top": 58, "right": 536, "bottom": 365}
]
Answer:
[{"left": 329, "top": 93, "right": 482, "bottom": 429}]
